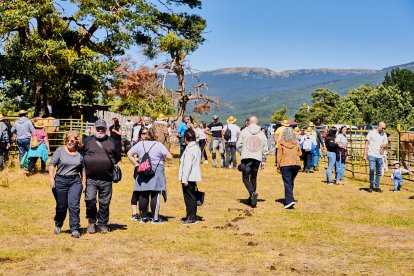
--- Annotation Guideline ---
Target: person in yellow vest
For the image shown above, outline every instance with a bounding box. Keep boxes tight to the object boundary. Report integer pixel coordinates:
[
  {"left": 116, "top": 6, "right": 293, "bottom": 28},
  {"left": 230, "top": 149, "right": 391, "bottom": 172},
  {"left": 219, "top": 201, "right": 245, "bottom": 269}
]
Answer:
[{"left": 273, "top": 120, "right": 289, "bottom": 166}]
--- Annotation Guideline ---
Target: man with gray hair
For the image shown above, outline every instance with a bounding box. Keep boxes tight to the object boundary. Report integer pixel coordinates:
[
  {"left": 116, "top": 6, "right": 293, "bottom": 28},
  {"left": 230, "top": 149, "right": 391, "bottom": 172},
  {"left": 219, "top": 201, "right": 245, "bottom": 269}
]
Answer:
[
  {"left": 236, "top": 116, "right": 269, "bottom": 207},
  {"left": 81, "top": 119, "right": 120, "bottom": 233},
  {"left": 364, "top": 121, "right": 388, "bottom": 193}
]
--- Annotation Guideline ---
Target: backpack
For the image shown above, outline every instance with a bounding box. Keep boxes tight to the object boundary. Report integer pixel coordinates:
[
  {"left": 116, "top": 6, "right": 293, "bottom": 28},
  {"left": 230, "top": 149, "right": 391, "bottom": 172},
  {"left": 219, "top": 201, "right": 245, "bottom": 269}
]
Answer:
[
  {"left": 224, "top": 126, "right": 232, "bottom": 141},
  {"left": 137, "top": 142, "right": 158, "bottom": 176},
  {"left": 302, "top": 135, "right": 313, "bottom": 152}
]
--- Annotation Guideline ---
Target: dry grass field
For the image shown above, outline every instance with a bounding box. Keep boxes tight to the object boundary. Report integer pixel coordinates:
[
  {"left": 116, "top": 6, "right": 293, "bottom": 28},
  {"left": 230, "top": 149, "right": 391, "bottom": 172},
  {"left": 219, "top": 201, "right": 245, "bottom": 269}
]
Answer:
[{"left": 1, "top": 149, "right": 414, "bottom": 275}]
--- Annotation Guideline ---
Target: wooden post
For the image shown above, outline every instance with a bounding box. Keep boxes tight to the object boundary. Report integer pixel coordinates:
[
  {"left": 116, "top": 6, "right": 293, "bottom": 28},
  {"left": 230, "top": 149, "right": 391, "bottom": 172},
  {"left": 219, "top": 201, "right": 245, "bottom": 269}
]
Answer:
[
  {"left": 350, "top": 123, "right": 355, "bottom": 180},
  {"left": 80, "top": 115, "right": 84, "bottom": 137},
  {"left": 396, "top": 124, "right": 400, "bottom": 162}
]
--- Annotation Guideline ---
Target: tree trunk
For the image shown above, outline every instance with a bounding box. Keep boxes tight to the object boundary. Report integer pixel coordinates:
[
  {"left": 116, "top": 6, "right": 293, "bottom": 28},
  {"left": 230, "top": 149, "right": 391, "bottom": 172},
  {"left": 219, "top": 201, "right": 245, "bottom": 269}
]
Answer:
[{"left": 34, "top": 83, "right": 50, "bottom": 117}]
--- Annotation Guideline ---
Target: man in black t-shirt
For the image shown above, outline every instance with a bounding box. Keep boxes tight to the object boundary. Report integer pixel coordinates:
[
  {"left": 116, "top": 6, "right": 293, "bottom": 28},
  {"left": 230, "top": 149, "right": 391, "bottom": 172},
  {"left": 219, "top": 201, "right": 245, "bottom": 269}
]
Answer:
[
  {"left": 207, "top": 115, "right": 225, "bottom": 168},
  {"left": 81, "top": 119, "right": 120, "bottom": 234}
]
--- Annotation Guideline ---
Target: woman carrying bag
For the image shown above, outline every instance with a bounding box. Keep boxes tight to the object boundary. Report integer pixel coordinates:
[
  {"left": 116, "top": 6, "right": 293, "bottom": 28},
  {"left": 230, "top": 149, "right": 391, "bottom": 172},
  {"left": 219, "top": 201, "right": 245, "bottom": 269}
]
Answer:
[
  {"left": 27, "top": 121, "right": 50, "bottom": 176},
  {"left": 127, "top": 128, "right": 172, "bottom": 224},
  {"left": 178, "top": 129, "right": 202, "bottom": 225}
]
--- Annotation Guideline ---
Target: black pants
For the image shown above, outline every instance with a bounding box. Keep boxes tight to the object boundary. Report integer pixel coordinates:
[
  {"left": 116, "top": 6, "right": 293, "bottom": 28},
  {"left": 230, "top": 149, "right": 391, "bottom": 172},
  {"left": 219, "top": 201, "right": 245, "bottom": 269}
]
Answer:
[
  {"left": 139, "top": 191, "right": 161, "bottom": 220},
  {"left": 131, "top": 191, "right": 140, "bottom": 205},
  {"left": 182, "top": 182, "right": 197, "bottom": 220},
  {"left": 242, "top": 159, "right": 261, "bottom": 194},
  {"left": 302, "top": 150, "right": 313, "bottom": 170},
  {"left": 85, "top": 178, "right": 112, "bottom": 226},
  {"left": 111, "top": 138, "right": 122, "bottom": 156},
  {"left": 198, "top": 139, "right": 208, "bottom": 161},
  {"left": 0, "top": 147, "right": 6, "bottom": 170},
  {"left": 225, "top": 142, "right": 237, "bottom": 167},
  {"left": 52, "top": 175, "right": 82, "bottom": 232},
  {"left": 28, "top": 157, "right": 46, "bottom": 173},
  {"left": 280, "top": 166, "right": 300, "bottom": 205}
]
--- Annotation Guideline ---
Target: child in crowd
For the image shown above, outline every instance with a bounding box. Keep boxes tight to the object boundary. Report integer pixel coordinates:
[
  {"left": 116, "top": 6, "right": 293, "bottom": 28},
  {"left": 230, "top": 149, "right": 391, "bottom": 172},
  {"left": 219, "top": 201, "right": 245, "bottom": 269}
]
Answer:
[{"left": 390, "top": 161, "right": 413, "bottom": 192}]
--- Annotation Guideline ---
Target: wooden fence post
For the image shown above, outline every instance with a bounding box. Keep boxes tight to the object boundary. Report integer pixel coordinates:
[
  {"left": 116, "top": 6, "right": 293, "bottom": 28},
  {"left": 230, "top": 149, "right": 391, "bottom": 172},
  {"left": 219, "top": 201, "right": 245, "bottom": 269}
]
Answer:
[{"left": 397, "top": 123, "right": 400, "bottom": 162}]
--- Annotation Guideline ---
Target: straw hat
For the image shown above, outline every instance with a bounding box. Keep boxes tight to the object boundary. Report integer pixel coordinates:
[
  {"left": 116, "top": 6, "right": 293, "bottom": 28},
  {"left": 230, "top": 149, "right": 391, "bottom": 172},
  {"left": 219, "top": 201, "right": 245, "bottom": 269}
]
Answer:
[
  {"left": 227, "top": 116, "right": 237, "bottom": 124},
  {"left": 157, "top": 113, "right": 167, "bottom": 121},
  {"left": 308, "top": 122, "right": 315, "bottom": 127},
  {"left": 392, "top": 161, "right": 400, "bottom": 166},
  {"left": 281, "top": 119, "right": 289, "bottom": 127},
  {"left": 18, "top": 109, "right": 28, "bottom": 116},
  {"left": 34, "top": 121, "right": 44, "bottom": 128},
  {"left": 305, "top": 127, "right": 313, "bottom": 134},
  {"left": 294, "top": 126, "right": 301, "bottom": 135}
]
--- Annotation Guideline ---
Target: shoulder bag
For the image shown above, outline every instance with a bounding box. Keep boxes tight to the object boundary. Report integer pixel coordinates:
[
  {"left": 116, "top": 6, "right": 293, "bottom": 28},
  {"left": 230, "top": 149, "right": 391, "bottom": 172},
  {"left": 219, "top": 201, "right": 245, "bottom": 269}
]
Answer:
[{"left": 95, "top": 139, "right": 122, "bottom": 183}]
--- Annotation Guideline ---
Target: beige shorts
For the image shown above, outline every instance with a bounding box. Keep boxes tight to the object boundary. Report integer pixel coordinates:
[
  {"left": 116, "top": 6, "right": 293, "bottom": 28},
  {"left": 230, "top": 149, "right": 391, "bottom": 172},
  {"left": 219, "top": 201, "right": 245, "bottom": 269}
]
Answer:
[{"left": 212, "top": 138, "right": 224, "bottom": 154}]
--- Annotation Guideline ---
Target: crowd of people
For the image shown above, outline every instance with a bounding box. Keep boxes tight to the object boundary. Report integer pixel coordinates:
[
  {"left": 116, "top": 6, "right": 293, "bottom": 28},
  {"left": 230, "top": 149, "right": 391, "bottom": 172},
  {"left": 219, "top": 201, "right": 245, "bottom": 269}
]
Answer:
[{"left": 0, "top": 110, "right": 408, "bottom": 238}]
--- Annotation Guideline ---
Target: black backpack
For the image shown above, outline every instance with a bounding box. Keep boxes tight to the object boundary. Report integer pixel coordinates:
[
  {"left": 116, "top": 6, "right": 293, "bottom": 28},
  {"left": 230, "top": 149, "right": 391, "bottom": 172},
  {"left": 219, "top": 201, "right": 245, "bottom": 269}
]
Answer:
[
  {"left": 224, "top": 127, "right": 232, "bottom": 141},
  {"left": 136, "top": 142, "right": 161, "bottom": 176}
]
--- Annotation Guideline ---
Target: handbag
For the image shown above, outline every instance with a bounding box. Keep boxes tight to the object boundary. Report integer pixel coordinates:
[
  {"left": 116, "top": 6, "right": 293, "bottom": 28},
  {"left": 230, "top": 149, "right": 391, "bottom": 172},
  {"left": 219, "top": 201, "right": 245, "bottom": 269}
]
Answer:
[
  {"left": 196, "top": 190, "right": 205, "bottom": 206},
  {"left": 30, "top": 136, "right": 38, "bottom": 148},
  {"left": 95, "top": 139, "right": 122, "bottom": 183}
]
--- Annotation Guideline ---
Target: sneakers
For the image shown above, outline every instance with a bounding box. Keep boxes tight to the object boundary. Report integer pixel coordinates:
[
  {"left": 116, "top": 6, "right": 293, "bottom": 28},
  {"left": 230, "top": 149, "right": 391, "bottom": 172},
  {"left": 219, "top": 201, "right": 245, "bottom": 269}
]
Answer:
[
  {"left": 131, "top": 214, "right": 139, "bottom": 221},
  {"left": 54, "top": 226, "right": 61, "bottom": 235},
  {"left": 181, "top": 219, "right": 197, "bottom": 225},
  {"left": 71, "top": 230, "right": 80, "bottom": 238},
  {"left": 375, "top": 188, "right": 383, "bottom": 193},
  {"left": 327, "top": 182, "right": 334, "bottom": 186},
  {"left": 203, "top": 160, "right": 208, "bottom": 164},
  {"left": 250, "top": 192, "right": 258, "bottom": 208},
  {"left": 87, "top": 223, "right": 96, "bottom": 234},
  {"left": 212, "top": 160, "right": 217, "bottom": 168},
  {"left": 368, "top": 187, "right": 373, "bottom": 193},
  {"left": 97, "top": 225, "right": 109, "bottom": 234},
  {"left": 394, "top": 190, "right": 399, "bottom": 192},
  {"left": 151, "top": 218, "right": 165, "bottom": 224},
  {"left": 284, "top": 201, "right": 296, "bottom": 209},
  {"left": 140, "top": 217, "right": 151, "bottom": 224}
]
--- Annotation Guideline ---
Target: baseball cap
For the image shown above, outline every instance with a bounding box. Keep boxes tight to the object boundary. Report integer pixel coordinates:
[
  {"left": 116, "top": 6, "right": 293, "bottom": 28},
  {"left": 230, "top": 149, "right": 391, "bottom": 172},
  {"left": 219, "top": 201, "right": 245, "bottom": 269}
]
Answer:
[
  {"left": 213, "top": 115, "right": 219, "bottom": 120},
  {"left": 95, "top": 119, "right": 107, "bottom": 128}
]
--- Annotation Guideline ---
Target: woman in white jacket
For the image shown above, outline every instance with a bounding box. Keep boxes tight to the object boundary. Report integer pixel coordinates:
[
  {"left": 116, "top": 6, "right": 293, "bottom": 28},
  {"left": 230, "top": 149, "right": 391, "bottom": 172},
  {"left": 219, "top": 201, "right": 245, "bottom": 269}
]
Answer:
[{"left": 178, "top": 128, "right": 202, "bottom": 225}]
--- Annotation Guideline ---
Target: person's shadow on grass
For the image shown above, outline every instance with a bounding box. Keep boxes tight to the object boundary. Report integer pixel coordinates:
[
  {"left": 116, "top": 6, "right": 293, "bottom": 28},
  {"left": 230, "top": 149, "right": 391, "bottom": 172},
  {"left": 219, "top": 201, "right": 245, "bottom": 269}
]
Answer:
[
  {"left": 237, "top": 198, "right": 265, "bottom": 206},
  {"left": 359, "top": 187, "right": 372, "bottom": 193}
]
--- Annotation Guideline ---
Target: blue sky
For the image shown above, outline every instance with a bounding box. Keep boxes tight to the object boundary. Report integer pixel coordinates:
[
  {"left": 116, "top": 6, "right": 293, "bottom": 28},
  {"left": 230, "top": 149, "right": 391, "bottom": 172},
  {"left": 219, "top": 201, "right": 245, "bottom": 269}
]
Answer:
[
  {"left": 184, "top": 0, "right": 414, "bottom": 71},
  {"left": 56, "top": 0, "right": 414, "bottom": 72}
]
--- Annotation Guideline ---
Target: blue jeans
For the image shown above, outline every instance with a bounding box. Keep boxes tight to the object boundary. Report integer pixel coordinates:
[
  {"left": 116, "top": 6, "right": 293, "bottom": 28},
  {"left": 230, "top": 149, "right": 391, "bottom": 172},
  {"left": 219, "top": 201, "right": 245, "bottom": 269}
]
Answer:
[
  {"left": 52, "top": 175, "right": 83, "bottom": 232},
  {"left": 281, "top": 165, "right": 300, "bottom": 205},
  {"left": 17, "top": 138, "right": 31, "bottom": 167},
  {"left": 335, "top": 152, "right": 346, "bottom": 181},
  {"left": 394, "top": 179, "right": 403, "bottom": 191},
  {"left": 326, "top": 151, "right": 336, "bottom": 183},
  {"left": 368, "top": 156, "right": 383, "bottom": 188},
  {"left": 312, "top": 148, "right": 320, "bottom": 167}
]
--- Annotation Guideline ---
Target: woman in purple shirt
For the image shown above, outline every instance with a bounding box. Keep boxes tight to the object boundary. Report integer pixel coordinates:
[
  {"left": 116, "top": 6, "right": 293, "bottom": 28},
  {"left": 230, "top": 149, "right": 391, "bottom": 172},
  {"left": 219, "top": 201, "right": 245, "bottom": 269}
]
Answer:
[{"left": 127, "top": 128, "right": 172, "bottom": 224}]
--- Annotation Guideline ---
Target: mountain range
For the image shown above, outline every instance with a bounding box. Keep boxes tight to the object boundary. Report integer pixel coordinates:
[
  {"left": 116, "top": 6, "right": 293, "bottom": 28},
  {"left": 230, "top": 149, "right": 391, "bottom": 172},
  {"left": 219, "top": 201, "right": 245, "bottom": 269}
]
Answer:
[{"left": 165, "top": 61, "right": 414, "bottom": 124}]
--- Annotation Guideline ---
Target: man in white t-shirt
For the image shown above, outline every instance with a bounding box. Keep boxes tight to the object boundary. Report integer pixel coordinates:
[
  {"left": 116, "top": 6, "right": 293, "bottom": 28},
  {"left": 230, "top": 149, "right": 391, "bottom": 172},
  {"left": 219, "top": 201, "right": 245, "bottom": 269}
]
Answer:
[
  {"left": 364, "top": 122, "right": 388, "bottom": 193},
  {"left": 223, "top": 116, "right": 241, "bottom": 169}
]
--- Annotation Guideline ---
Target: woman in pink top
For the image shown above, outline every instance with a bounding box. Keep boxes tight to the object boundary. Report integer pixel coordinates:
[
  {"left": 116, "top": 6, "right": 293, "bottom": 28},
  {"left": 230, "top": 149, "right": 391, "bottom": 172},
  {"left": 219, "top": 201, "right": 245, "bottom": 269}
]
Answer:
[{"left": 27, "top": 121, "right": 50, "bottom": 176}]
